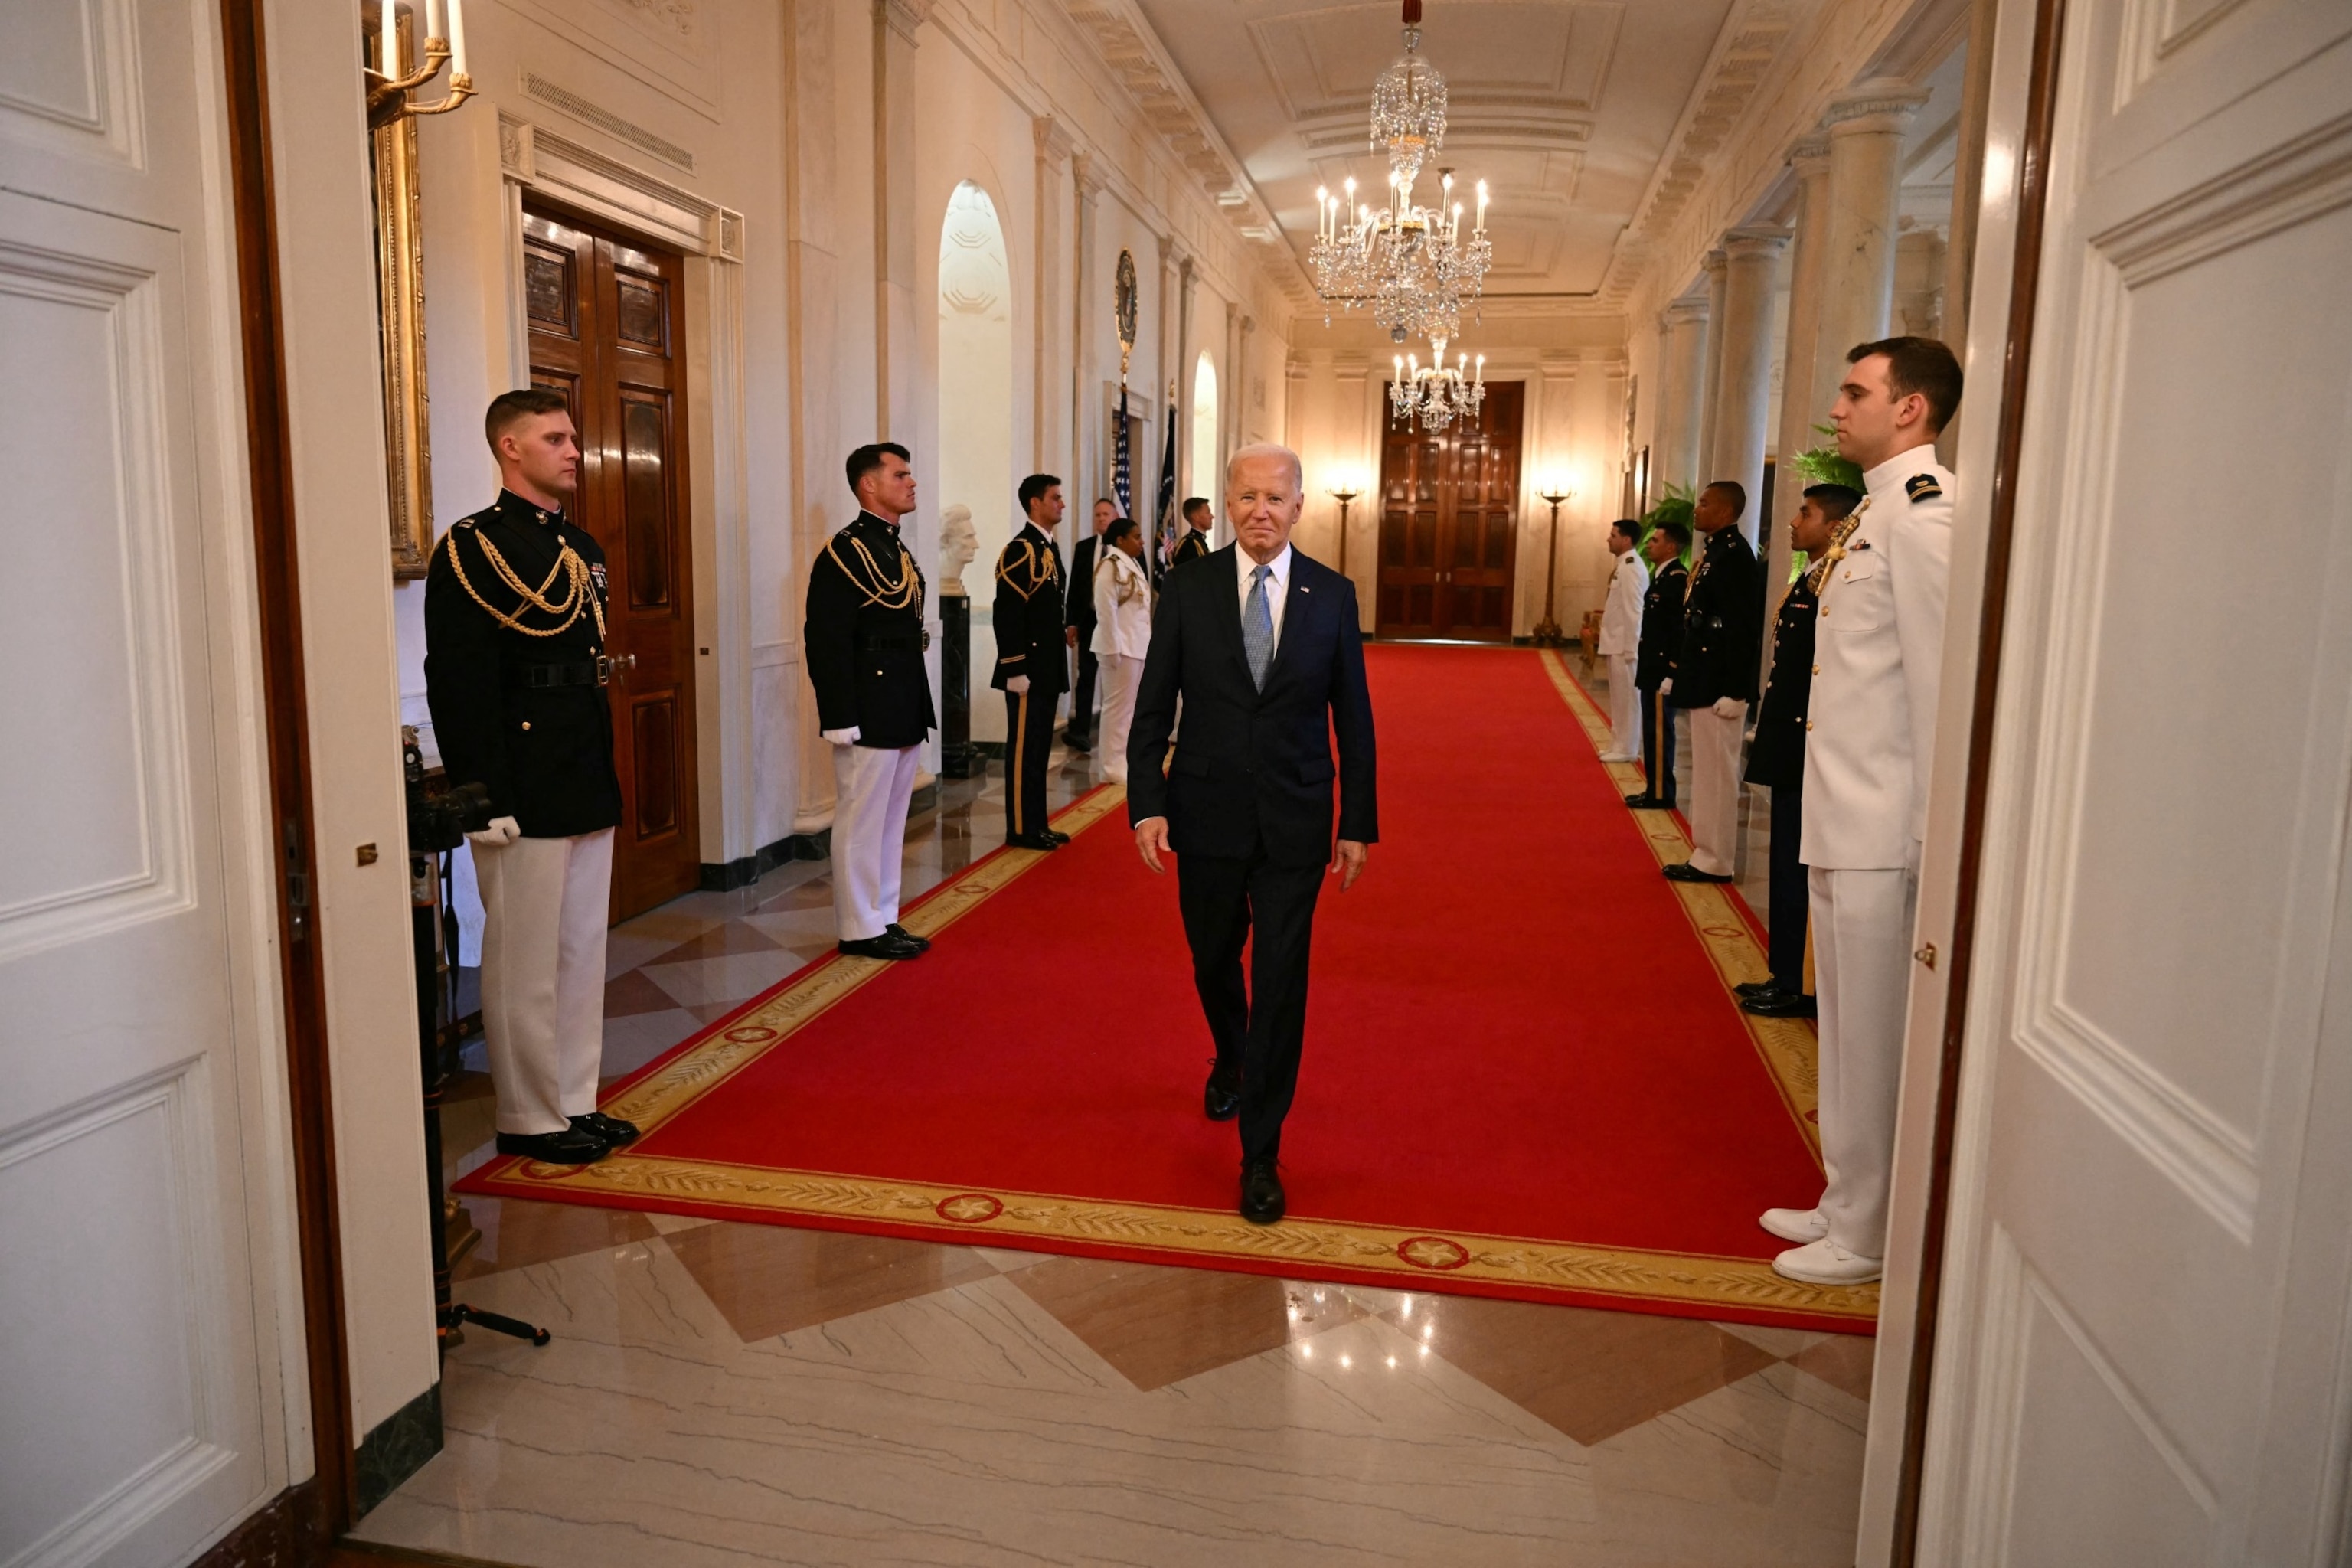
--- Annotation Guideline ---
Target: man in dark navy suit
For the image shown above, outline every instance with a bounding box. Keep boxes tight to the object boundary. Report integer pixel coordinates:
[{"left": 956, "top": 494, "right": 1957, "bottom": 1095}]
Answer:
[{"left": 1127, "top": 443, "right": 1378, "bottom": 1226}]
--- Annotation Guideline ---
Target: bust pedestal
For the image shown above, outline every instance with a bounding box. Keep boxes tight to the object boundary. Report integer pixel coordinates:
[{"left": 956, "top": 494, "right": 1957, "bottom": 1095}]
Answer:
[{"left": 939, "top": 590, "right": 978, "bottom": 779}]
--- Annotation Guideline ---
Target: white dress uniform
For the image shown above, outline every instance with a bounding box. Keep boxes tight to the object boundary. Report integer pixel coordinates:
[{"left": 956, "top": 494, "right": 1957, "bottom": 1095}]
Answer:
[
  {"left": 1091, "top": 544, "right": 1154, "bottom": 783},
  {"left": 1597, "top": 548, "right": 1647, "bottom": 762},
  {"left": 1782, "top": 442, "right": 1953, "bottom": 1276}
]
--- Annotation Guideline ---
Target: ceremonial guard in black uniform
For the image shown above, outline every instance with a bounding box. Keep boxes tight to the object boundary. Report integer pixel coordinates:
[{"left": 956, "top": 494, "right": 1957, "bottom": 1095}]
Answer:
[
  {"left": 1169, "top": 497, "right": 1214, "bottom": 568},
  {"left": 1736, "top": 483, "right": 1860, "bottom": 1019},
  {"left": 1664, "top": 481, "right": 1764, "bottom": 884},
  {"left": 1063, "top": 498, "right": 1114, "bottom": 750},
  {"left": 995, "top": 474, "right": 1071, "bottom": 850},
  {"left": 805, "top": 443, "right": 936, "bottom": 960},
  {"left": 1625, "top": 522, "right": 1689, "bottom": 811},
  {"left": 425, "top": 388, "right": 636, "bottom": 1165}
]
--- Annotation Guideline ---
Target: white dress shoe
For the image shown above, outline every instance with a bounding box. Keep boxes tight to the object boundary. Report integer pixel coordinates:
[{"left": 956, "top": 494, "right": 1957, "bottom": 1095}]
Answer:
[
  {"left": 1760, "top": 1206, "right": 1828, "bottom": 1243},
  {"left": 1772, "top": 1237, "right": 1883, "bottom": 1285}
]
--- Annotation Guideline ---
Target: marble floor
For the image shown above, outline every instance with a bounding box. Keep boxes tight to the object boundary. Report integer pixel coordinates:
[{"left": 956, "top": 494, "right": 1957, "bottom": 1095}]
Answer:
[{"left": 371, "top": 667, "right": 1860, "bottom": 1567}]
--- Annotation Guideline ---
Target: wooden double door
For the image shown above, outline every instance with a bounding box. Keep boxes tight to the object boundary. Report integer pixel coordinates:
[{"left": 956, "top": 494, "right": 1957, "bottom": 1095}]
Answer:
[
  {"left": 523, "top": 205, "right": 699, "bottom": 917},
  {"left": 1375, "top": 381, "right": 1524, "bottom": 641}
]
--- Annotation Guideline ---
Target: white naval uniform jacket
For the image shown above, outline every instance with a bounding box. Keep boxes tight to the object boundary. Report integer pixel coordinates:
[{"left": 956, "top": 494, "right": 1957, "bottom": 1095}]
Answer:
[
  {"left": 1597, "top": 550, "right": 1645, "bottom": 658},
  {"left": 1091, "top": 546, "right": 1154, "bottom": 660},
  {"left": 1798, "top": 445, "right": 1955, "bottom": 871}
]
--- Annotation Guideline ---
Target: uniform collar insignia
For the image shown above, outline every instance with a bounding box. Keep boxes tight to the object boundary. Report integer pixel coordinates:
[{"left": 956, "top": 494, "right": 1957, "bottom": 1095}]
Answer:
[
  {"left": 1849, "top": 538, "right": 1875, "bottom": 550},
  {"left": 1905, "top": 472, "right": 1942, "bottom": 502}
]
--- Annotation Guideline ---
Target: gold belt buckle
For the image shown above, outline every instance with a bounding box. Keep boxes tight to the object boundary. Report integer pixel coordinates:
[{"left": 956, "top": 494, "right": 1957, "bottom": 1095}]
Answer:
[{"left": 594, "top": 655, "right": 613, "bottom": 686}]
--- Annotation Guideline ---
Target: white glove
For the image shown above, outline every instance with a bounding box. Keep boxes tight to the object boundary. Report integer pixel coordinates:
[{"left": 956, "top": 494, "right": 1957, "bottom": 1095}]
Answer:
[
  {"left": 821, "top": 726, "right": 861, "bottom": 746},
  {"left": 1658, "top": 678, "right": 1674, "bottom": 695},
  {"left": 1712, "top": 696, "right": 1746, "bottom": 718},
  {"left": 466, "top": 815, "right": 521, "bottom": 849},
  {"left": 1008, "top": 675, "right": 1031, "bottom": 694}
]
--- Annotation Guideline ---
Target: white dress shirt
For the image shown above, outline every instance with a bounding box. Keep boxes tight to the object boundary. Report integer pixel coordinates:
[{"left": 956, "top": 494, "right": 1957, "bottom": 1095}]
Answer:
[
  {"left": 1597, "top": 549, "right": 1645, "bottom": 657},
  {"left": 1236, "top": 542, "right": 1293, "bottom": 655}
]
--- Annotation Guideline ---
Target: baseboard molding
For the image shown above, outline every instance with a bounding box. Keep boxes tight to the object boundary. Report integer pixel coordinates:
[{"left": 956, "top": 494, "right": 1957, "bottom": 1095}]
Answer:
[
  {"left": 353, "top": 1382, "right": 443, "bottom": 1517},
  {"left": 191, "top": 1478, "right": 326, "bottom": 1567}
]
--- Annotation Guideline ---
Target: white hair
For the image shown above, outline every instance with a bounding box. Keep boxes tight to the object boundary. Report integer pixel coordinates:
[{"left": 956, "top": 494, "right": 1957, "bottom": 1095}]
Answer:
[{"left": 1225, "top": 442, "right": 1304, "bottom": 495}]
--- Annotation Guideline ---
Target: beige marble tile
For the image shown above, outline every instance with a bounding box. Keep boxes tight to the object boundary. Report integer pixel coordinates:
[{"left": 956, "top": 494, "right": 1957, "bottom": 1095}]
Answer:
[{"left": 641, "top": 950, "right": 805, "bottom": 1010}]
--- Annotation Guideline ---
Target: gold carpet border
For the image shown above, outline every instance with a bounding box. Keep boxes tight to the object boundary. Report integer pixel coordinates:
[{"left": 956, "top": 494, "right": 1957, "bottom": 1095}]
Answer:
[
  {"left": 1537, "top": 652, "right": 1822, "bottom": 1161},
  {"left": 482, "top": 1152, "right": 1878, "bottom": 1322},
  {"left": 603, "top": 786, "right": 1129, "bottom": 1136}
]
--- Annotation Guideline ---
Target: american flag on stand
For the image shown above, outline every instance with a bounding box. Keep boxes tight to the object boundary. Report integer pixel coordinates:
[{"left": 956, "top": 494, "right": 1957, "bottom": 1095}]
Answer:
[
  {"left": 1152, "top": 407, "right": 1178, "bottom": 577},
  {"left": 1112, "top": 384, "right": 1134, "bottom": 524}
]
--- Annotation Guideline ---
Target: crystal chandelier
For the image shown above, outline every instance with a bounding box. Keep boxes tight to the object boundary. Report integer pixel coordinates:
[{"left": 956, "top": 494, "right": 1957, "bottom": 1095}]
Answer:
[
  {"left": 1307, "top": 2, "right": 1493, "bottom": 349},
  {"left": 1390, "top": 335, "right": 1485, "bottom": 434}
]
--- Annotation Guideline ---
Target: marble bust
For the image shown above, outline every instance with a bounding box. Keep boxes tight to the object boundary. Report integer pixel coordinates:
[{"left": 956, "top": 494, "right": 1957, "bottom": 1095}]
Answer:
[{"left": 938, "top": 503, "right": 978, "bottom": 596}]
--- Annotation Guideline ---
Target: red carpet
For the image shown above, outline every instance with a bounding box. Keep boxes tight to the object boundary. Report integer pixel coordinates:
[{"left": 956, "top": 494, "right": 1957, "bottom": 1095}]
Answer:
[{"left": 461, "top": 645, "right": 1868, "bottom": 1331}]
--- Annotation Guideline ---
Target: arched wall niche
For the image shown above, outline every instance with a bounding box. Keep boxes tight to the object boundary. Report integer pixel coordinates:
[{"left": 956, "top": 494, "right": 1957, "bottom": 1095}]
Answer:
[{"left": 938, "top": 178, "right": 1013, "bottom": 743}]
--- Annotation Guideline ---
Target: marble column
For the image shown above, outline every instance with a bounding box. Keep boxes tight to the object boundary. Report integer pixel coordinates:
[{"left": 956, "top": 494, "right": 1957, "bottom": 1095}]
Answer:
[
  {"left": 1767, "top": 134, "right": 1831, "bottom": 597},
  {"left": 1031, "top": 117, "right": 1071, "bottom": 472},
  {"left": 1943, "top": 0, "right": 1998, "bottom": 364},
  {"left": 1655, "top": 297, "right": 1710, "bottom": 498},
  {"left": 1896, "top": 223, "right": 1948, "bottom": 340},
  {"left": 1710, "top": 227, "right": 1786, "bottom": 547},
  {"left": 1070, "top": 153, "right": 1103, "bottom": 522},
  {"left": 1810, "top": 80, "right": 1929, "bottom": 443},
  {"left": 871, "top": 0, "right": 930, "bottom": 439},
  {"left": 1694, "top": 248, "right": 1729, "bottom": 487}
]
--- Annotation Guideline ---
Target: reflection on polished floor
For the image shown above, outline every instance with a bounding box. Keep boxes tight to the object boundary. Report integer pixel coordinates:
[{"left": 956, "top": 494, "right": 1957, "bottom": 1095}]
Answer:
[{"left": 368, "top": 703, "right": 1863, "bottom": 1566}]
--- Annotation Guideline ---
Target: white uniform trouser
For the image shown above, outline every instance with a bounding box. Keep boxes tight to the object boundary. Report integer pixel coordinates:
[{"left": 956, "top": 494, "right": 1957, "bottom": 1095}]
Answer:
[
  {"left": 1606, "top": 652, "right": 1641, "bottom": 760},
  {"left": 475, "top": 828, "right": 613, "bottom": 1136},
  {"left": 1810, "top": 864, "right": 1918, "bottom": 1258},
  {"left": 1685, "top": 706, "right": 1743, "bottom": 875},
  {"left": 832, "top": 741, "right": 921, "bottom": 941},
  {"left": 1097, "top": 652, "right": 1143, "bottom": 783}
]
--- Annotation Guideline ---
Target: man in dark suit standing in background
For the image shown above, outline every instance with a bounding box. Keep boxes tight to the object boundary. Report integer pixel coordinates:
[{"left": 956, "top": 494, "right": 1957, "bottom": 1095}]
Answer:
[
  {"left": 995, "top": 475, "right": 1073, "bottom": 851},
  {"left": 1064, "top": 498, "right": 1115, "bottom": 750},
  {"left": 1169, "top": 496, "right": 1215, "bottom": 568},
  {"left": 1664, "top": 480, "right": 1762, "bottom": 883},
  {"left": 1129, "top": 443, "right": 1378, "bottom": 1226},
  {"left": 1624, "top": 521, "right": 1690, "bottom": 812}
]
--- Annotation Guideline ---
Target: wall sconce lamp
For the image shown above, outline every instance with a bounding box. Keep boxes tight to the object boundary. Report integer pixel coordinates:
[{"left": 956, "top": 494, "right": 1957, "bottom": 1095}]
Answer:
[{"left": 365, "top": 0, "right": 474, "bottom": 129}]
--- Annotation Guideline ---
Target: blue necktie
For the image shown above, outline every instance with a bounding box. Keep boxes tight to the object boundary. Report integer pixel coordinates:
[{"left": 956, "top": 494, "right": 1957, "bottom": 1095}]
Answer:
[{"left": 1243, "top": 564, "right": 1276, "bottom": 690}]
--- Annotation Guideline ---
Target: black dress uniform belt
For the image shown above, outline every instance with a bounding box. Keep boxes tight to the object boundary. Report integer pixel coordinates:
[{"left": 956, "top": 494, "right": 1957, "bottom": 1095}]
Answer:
[
  {"left": 857, "top": 631, "right": 931, "bottom": 652},
  {"left": 515, "top": 658, "right": 612, "bottom": 688}
]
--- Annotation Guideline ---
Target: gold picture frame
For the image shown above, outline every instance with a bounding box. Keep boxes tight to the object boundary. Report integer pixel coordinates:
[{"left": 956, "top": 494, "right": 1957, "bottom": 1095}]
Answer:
[{"left": 372, "top": 8, "right": 434, "bottom": 580}]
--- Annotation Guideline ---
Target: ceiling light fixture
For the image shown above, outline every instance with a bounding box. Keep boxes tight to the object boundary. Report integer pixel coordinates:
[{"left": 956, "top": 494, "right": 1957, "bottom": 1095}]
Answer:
[
  {"left": 1308, "top": 0, "right": 1493, "bottom": 392},
  {"left": 1390, "top": 336, "right": 1485, "bottom": 436}
]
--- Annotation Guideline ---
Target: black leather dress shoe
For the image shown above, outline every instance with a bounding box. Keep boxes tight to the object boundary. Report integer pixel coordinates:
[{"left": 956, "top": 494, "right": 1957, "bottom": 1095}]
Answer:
[
  {"left": 1204, "top": 1068, "right": 1242, "bottom": 1122},
  {"left": 496, "top": 1126, "right": 611, "bottom": 1164},
  {"left": 1733, "top": 978, "right": 1785, "bottom": 999},
  {"left": 1042, "top": 828, "right": 1072, "bottom": 845},
  {"left": 1060, "top": 729, "right": 1093, "bottom": 753},
  {"left": 1005, "top": 832, "right": 1061, "bottom": 851},
  {"left": 838, "top": 931, "right": 926, "bottom": 959},
  {"left": 570, "top": 1111, "right": 640, "bottom": 1146},
  {"left": 1743, "top": 991, "right": 1818, "bottom": 1019},
  {"left": 1663, "top": 862, "right": 1734, "bottom": 884},
  {"left": 1623, "top": 792, "right": 1675, "bottom": 810},
  {"left": 1240, "top": 1158, "right": 1285, "bottom": 1225},
  {"left": 885, "top": 923, "right": 930, "bottom": 952}
]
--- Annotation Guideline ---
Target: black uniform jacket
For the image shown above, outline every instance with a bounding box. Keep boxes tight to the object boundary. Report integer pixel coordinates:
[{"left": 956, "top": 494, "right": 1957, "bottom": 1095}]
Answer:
[
  {"left": 1669, "top": 526, "right": 1763, "bottom": 709},
  {"left": 1126, "top": 545, "right": 1377, "bottom": 866},
  {"left": 1633, "top": 558, "right": 1687, "bottom": 691},
  {"left": 1170, "top": 528, "right": 1212, "bottom": 568},
  {"left": 423, "top": 490, "right": 623, "bottom": 838},
  {"left": 803, "top": 509, "right": 936, "bottom": 750},
  {"left": 1067, "top": 532, "right": 1102, "bottom": 639},
  {"left": 991, "top": 523, "right": 1069, "bottom": 693},
  {"left": 1744, "top": 575, "right": 1818, "bottom": 789}
]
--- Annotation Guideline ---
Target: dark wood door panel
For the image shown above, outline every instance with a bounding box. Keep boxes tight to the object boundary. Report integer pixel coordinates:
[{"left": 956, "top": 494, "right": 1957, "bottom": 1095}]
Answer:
[
  {"left": 1374, "top": 381, "right": 1523, "bottom": 640},
  {"left": 524, "top": 200, "right": 699, "bottom": 920}
]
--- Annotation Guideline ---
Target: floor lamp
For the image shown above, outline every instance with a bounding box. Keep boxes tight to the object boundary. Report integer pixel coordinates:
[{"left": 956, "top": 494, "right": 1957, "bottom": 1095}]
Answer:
[
  {"left": 1328, "top": 481, "right": 1362, "bottom": 580},
  {"left": 1533, "top": 480, "right": 1574, "bottom": 646}
]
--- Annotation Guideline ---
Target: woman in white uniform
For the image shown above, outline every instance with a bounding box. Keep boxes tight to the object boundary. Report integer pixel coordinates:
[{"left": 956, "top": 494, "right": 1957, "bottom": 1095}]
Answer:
[{"left": 1090, "top": 517, "right": 1153, "bottom": 784}]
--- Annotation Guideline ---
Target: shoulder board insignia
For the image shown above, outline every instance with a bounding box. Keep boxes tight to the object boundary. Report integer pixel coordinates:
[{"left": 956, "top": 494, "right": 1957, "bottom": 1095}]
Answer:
[
  {"left": 1848, "top": 538, "right": 1874, "bottom": 552},
  {"left": 1906, "top": 473, "right": 1942, "bottom": 503}
]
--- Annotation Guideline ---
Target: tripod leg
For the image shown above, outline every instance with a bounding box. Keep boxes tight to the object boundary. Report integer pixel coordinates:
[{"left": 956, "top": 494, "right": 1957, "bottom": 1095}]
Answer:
[{"left": 447, "top": 1302, "right": 552, "bottom": 1347}]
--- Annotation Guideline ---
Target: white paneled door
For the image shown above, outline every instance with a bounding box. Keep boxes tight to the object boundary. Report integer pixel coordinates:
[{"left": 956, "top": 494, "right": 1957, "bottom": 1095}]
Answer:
[
  {"left": 1916, "top": 0, "right": 2352, "bottom": 1562},
  {"left": 1, "top": 2, "right": 293, "bottom": 1566}
]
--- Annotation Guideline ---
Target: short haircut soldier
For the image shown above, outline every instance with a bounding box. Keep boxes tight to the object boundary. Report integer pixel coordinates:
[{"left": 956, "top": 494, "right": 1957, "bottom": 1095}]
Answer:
[
  {"left": 1847, "top": 335, "right": 1964, "bottom": 434},
  {"left": 1655, "top": 518, "right": 1693, "bottom": 549},
  {"left": 1702, "top": 479, "right": 1747, "bottom": 516},
  {"left": 1018, "top": 472, "right": 1062, "bottom": 511},
  {"left": 845, "top": 441, "right": 912, "bottom": 496},
  {"left": 1182, "top": 496, "right": 1213, "bottom": 523},
  {"left": 1803, "top": 482, "right": 1864, "bottom": 520},
  {"left": 1609, "top": 518, "right": 1642, "bottom": 542},
  {"left": 484, "top": 386, "right": 570, "bottom": 449}
]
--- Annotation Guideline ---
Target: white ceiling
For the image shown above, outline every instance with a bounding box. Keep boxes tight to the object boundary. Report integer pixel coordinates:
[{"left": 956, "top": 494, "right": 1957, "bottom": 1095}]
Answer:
[{"left": 1129, "top": 0, "right": 1740, "bottom": 302}]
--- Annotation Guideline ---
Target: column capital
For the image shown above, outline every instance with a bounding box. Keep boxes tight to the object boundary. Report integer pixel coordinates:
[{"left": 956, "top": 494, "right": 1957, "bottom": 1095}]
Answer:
[
  {"left": 1701, "top": 247, "right": 1728, "bottom": 277},
  {"left": 1723, "top": 225, "right": 1789, "bottom": 261},
  {"left": 1178, "top": 254, "right": 1197, "bottom": 289},
  {"left": 1157, "top": 231, "right": 1184, "bottom": 268},
  {"left": 1073, "top": 152, "right": 1107, "bottom": 201},
  {"left": 1788, "top": 131, "right": 1831, "bottom": 178},
  {"left": 1225, "top": 300, "right": 1240, "bottom": 328},
  {"left": 876, "top": 0, "right": 934, "bottom": 44},
  {"left": 1240, "top": 314, "right": 1256, "bottom": 337},
  {"left": 1663, "top": 296, "right": 1710, "bottom": 328},
  {"left": 1823, "top": 77, "right": 1930, "bottom": 137},
  {"left": 1032, "top": 115, "right": 1073, "bottom": 167}
]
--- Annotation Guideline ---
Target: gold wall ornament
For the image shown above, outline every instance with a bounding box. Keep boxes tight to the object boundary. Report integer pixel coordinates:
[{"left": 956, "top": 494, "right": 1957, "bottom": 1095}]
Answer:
[
  {"left": 371, "top": 13, "right": 434, "bottom": 579},
  {"left": 364, "top": 0, "right": 475, "bottom": 127},
  {"left": 1114, "top": 248, "right": 1138, "bottom": 375}
]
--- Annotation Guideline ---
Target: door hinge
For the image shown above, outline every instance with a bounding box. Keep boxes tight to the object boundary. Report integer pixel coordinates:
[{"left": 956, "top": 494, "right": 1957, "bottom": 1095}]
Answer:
[{"left": 283, "top": 815, "right": 312, "bottom": 942}]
